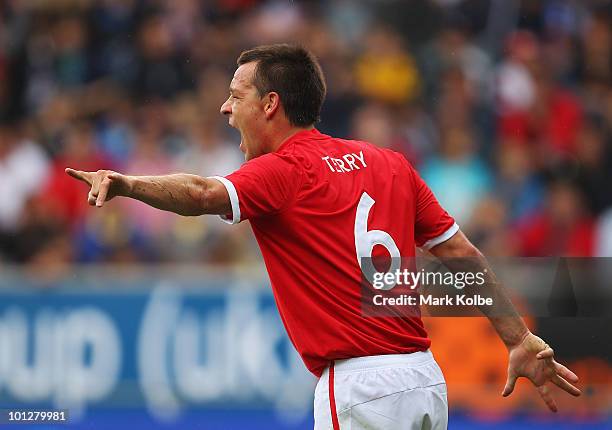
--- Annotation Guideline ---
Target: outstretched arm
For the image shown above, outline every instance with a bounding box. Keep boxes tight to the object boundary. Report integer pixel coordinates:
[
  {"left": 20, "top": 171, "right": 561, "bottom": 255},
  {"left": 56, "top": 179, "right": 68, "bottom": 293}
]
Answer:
[
  {"left": 65, "top": 168, "right": 231, "bottom": 216},
  {"left": 429, "top": 230, "right": 581, "bottom": 412}
]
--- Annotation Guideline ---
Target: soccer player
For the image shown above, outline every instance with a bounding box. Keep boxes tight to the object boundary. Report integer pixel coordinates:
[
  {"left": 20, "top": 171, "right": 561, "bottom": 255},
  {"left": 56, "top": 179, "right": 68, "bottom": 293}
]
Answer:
[{"left": 66, "top": 44, "right": 580, "bottom": 429}]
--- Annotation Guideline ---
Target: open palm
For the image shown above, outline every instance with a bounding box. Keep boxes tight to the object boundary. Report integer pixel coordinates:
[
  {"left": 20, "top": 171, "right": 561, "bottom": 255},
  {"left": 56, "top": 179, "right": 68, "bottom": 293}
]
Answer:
[{"left": 503, "top": 333, "right": 581, "bottom": 412}]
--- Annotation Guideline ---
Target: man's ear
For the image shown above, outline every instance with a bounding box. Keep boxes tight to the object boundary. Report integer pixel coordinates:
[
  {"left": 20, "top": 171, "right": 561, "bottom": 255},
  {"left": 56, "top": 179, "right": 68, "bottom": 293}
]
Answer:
[{"left": 263, "top": 92, "right": 281, "bottom": 119}]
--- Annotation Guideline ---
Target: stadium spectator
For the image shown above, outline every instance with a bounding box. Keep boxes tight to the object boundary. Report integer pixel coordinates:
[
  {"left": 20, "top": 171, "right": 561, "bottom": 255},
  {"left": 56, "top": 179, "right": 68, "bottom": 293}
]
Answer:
[
  {"left": 517, "top": 180, "right": 596, "bottom": 257},
  {"left": 0, "top": 0, "right": 608, "bottom": 267},
  {"left": 421, "top": 126, "right": 492, "bottom": 226},
  {"left": 0, "top": 121, "right": 50, "bottom": 231}
]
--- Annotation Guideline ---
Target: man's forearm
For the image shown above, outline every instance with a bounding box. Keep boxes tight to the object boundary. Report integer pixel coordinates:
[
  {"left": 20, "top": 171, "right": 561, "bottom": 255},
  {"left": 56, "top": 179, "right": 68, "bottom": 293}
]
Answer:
[
  {"left": 65, "top": 167, "right": 231, "bottom": 215},
  {"left": 430, "top": 231, "right": 530, "bottom": 348},
  {"left": 126, "top": 174, "right": 216, "bottom": 216},
  {"left": 463, "top": 254, "right": 530, "bottom": 348}
]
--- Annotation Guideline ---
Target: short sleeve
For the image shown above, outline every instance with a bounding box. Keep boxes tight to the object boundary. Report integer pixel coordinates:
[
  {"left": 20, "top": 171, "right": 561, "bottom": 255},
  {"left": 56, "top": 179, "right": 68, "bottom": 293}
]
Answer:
[
  {"left": 410, "top": 164, "right": 458, "bottom": 250},
  {"left": 210, "top": 153, "right": 302, "bottom": 224}
]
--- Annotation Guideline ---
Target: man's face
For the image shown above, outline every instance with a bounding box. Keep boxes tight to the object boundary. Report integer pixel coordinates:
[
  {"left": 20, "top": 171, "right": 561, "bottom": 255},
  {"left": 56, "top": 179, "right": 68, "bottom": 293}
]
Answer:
[{"left": 220, "top": 62, "right": 266, "bottom": 161}]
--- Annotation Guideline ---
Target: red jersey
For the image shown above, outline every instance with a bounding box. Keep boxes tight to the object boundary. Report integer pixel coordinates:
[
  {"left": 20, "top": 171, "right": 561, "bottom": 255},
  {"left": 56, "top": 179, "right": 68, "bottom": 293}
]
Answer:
[{"left": 213, "top": 128, "right": 457, "bottom": 376}]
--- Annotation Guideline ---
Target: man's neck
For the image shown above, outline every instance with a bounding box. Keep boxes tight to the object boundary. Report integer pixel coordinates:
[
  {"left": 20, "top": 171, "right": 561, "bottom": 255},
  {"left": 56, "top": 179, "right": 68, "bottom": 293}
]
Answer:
[{"left": 266, "top": 125, "right": 314, "bottom": 153}]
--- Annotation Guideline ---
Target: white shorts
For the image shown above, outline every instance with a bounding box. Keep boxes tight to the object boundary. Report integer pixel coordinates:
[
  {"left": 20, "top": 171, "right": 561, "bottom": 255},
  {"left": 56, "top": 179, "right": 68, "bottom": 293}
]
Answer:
[{"left": 314, "top": 350, "right": 448, "bottom": 430}]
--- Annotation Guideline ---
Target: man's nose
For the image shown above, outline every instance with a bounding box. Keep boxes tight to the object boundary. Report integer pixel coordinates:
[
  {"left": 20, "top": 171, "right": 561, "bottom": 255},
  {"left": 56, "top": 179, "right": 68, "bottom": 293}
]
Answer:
[{"left": 220, "top": 99, "right": 231, "bottom": 115}]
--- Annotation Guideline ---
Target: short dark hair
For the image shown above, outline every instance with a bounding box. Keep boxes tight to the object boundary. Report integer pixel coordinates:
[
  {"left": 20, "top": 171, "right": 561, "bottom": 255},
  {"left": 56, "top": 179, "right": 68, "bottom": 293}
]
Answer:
[{"left": 237, "top": 44, "right": 326, "bottom": 127}]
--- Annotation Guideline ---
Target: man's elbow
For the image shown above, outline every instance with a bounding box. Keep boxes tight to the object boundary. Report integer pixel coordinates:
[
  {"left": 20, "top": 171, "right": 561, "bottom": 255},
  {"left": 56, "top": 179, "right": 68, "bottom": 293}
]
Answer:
[
  {"left": 181, "top": 178, "right": 212, "bottom": 216},
  {"left": 197, "top": 178, "right": 231, "bottom": 216}
]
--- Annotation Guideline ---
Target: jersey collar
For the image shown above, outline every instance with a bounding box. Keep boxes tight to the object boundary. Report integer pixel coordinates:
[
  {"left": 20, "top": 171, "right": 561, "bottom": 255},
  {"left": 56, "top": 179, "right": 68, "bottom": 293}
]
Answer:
[{"left": 275, "top": 128, "right": 321, "bottom": 152}]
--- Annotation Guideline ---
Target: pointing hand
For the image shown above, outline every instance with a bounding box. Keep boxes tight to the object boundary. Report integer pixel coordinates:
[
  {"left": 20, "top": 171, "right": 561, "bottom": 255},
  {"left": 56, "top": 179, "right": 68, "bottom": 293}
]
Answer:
[{"left": 65, "top": 168, "right": 132, "bottom": 207}]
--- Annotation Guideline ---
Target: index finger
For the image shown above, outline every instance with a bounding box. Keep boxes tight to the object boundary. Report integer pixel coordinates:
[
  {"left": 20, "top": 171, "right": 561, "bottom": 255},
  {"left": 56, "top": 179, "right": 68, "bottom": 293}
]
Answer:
[{"left": 65, "top": 168, "right": 93, "bottom": 186}]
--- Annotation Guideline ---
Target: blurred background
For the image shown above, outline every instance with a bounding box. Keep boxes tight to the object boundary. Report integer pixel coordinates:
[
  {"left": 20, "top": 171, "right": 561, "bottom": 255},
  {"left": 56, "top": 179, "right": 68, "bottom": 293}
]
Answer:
[{"left": 0, "top": 0, "right": 610, "bottom": 428}]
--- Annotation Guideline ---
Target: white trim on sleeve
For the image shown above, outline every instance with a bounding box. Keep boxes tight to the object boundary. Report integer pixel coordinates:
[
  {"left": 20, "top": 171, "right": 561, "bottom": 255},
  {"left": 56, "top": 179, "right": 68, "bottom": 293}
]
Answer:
[
  {"left": 420, "top": 222, "right": 459, "bottom": 250},
  {"left": 208, "top": 176, "right": 241, "bottom": 224}
]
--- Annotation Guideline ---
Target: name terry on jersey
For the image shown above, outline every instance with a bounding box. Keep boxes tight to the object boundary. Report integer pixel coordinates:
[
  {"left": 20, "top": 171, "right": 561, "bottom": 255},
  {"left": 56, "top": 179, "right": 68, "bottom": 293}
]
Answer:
[{"left": 322, "top": 151, "right": 367, "bottom": 173}]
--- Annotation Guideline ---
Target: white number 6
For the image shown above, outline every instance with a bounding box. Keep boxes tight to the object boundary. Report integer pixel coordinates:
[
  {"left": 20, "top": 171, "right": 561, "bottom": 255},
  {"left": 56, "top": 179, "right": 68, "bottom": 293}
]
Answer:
[{"left": 354, "top": 192, "right": 401, "bottom": 290}]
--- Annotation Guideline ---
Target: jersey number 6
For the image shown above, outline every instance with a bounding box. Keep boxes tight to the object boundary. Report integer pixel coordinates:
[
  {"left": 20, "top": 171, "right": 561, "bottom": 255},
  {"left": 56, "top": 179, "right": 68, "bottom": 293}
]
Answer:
[{"left": 354, "top": 192, "right": 401, "bottom": 290}]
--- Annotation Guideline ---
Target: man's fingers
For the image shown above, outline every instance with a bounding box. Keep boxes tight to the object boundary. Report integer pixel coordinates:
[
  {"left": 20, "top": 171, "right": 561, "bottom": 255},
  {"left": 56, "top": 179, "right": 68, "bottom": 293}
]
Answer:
[
  {"left": 65, "top": 168, "right": 93, "bottom": 186},
  {"left": 502, "top": 373, "right": 517, "bottom": 397},
  {"left": 65, "top": 167, "right": 84, "bottom": 180},
  {"left": 96, "top": 178, "right": 111, "bottom": 207},
  {"left": 553, "top": 362, "right": 579, "bottom": 383},
  {"left": 535, "top": 345, "right": 580, "bottom": 384},
  {"left": 67, "top": 168, "right": 120, "bottom": 207},
  {"left": 537, "top": 347, "right": 554, "bottom": 360},
  {"left": 537, "top": 384, "right": 558, "bottom": 413},
  {"left": 551, "top": 375, "right": 581, "bottom": 397}
]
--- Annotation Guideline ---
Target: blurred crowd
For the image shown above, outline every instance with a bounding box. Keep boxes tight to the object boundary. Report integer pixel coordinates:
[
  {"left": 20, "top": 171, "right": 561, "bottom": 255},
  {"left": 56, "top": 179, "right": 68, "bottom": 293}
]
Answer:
[{"left": 0, "top": 0, "right": 611, "bottom": 268}]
